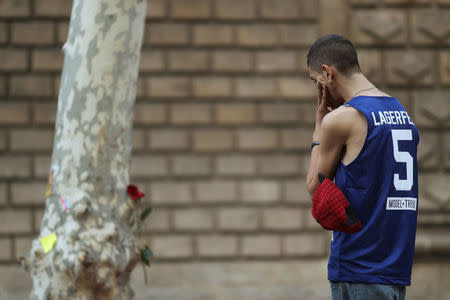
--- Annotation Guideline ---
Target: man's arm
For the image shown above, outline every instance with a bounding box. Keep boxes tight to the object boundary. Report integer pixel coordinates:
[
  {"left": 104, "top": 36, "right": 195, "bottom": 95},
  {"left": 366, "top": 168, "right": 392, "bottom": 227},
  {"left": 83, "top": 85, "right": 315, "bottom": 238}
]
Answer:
[{"left": 305, "top": 110, "right": 350, "bottom": 197}]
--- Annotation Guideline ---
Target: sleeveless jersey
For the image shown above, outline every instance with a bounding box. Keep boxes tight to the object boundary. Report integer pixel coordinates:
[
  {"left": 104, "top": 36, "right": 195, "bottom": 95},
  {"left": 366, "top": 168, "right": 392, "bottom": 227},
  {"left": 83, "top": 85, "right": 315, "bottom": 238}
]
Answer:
[{"left": 328, "top": 96, "right": 419, "bottom": 286}]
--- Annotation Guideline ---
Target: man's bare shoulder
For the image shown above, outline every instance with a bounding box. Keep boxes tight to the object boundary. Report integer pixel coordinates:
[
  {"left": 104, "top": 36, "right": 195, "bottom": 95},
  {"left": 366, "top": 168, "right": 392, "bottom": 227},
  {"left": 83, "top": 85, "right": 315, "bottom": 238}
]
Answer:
[{"left": 322, "top": 105, "right": 361, "bottom": 130}]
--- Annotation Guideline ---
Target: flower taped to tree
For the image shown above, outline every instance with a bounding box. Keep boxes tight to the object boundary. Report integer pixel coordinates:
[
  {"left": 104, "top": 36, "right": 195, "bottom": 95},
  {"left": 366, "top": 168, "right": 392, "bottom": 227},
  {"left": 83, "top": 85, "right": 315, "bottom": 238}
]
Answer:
[{"left": 127, "top": 184, "right": 153, "bottom": 284}]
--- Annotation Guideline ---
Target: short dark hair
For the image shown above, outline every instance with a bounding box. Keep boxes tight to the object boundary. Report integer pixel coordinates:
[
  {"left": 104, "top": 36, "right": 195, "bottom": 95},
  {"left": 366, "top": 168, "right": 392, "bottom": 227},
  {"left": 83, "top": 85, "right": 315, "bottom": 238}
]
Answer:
[{"left": 307, "top": 34, "right": 361, "bottom": 76}]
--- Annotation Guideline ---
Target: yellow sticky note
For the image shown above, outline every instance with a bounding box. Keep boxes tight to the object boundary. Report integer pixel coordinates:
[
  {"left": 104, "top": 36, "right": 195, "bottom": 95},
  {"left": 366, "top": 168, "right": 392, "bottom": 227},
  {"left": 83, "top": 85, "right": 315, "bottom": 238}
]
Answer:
[{"left": 40, "top": 233, "right": 57, "bottom": 253}]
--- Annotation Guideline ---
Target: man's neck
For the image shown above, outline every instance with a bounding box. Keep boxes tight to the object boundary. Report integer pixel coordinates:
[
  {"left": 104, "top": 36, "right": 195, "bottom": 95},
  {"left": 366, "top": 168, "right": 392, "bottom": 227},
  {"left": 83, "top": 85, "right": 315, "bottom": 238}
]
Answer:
[{"left": 341, "top": 73, "right": 377, "bottom": 103}]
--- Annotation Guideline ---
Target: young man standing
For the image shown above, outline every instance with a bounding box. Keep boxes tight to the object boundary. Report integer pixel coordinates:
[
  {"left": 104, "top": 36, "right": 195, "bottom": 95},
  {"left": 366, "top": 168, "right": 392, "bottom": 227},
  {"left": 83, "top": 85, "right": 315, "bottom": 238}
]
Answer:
[{"left": 305, "top": 34, "right": 419, "bottom": 300}]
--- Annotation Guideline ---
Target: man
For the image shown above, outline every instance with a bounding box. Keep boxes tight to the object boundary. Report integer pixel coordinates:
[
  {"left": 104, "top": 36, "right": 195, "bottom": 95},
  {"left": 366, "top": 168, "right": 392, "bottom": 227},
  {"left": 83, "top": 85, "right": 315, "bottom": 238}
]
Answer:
[{"left": 305, "top": 34, "right": 419, "bottom": 300}]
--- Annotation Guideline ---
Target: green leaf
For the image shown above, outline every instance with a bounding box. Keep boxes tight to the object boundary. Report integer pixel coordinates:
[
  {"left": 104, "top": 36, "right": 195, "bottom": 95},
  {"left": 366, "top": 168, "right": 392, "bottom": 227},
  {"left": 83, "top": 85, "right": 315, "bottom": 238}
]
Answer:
[
  {"left": 140, "top": 246, "right": 153, "bottom": 266},
  {"left": 140, "top": 207, "right": 152, "bottom": 222}
]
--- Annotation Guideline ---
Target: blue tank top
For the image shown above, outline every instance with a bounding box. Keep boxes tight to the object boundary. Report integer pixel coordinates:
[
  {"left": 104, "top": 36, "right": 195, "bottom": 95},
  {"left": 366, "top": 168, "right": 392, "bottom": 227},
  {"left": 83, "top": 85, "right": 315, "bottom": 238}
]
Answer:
[{"left": 328, "top": 96, "right": 419, "bottom": 286}]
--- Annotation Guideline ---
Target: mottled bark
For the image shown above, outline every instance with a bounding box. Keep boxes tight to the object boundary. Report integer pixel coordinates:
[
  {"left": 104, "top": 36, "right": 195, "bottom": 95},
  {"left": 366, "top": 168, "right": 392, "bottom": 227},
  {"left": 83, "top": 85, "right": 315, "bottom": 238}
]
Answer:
[{"left": 21, "top": 0, "right": 147, "bottom": 299}]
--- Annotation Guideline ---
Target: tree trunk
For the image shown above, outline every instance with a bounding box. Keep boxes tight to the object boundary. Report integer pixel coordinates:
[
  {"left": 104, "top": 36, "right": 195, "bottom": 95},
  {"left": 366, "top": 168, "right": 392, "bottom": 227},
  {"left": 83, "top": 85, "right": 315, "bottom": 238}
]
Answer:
[{"left": 21, "top": 0, "right": 147, "bottom": 299}]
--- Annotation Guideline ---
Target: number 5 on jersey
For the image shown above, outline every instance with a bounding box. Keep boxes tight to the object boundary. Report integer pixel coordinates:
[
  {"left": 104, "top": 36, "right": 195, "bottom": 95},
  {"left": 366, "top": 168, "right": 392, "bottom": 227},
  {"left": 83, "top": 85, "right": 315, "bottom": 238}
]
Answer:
[{"left": 391, "top": 129, "right": 413, "bottom": 191}]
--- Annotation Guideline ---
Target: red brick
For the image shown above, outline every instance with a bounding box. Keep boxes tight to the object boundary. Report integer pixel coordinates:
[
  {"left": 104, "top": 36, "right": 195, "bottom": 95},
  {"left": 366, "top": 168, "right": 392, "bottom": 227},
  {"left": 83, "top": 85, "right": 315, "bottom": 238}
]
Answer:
[
  {"left": 284, "top": 179, "right": 311, "bottom": 204},
  {"left": 281, "top": 128, "right": 312, "bottom": 150},
  {"left": 237, "top": 25, "right": 278, "bottom": 46},
  {"left": 242, "top": 235, "right": 281, "bottom": 256},
  {"left": 170, "top": 0, "right": 211, "bottom": 19},
  {"left": 0, "top": 209, "right": 32, "bottom": 234},
  {"left": 147, "top": 0, "right": 167, "bottom": 18},
  {"left": 193, "top": 25, "right": 233, "bottom": 45},
  {"left": 173, "top": 208, "right": 214, "bottom": 231},
  {"left": 216, "top": 103, "right": 256, "bottom": 125},
  {"left": 260, "top": 103, "right": 300, "bottom": 123},
  {"left": 170, "top": 104, "right": 212, "bottom": 124},
  {"left": 32, "top": 49, "right": 63, "bottom": 71},
  {"left": 132, "top": 129, "right": 146, "bottom": 151},
  {"left": 236, "top": 78, "right": 277, "bottom": 98},
  {"left": 215, "top": 0, "right": 256, "bottom": 19},
  {"left": 241, "top": 181, "right": 280, "bottom": 203},
  {"left": 0, "top": 183, "right": 7, "bottom": 205},
  {"left": 33, "top": 155, "right": 51, "bottom": 178},
  {"left": 149, "top": 77, "right": 191, "bottom": 97},
  {"left": 57, "top": 22, "right": 69, "bottom": 44},
  {"left": 149, "top": 129, "right": 189, "bottom": 150},
  {"left": 0, "top": 103, "right": 29, "bottom": 124},
  {"left": 215, "top": 154, "right": 257, "bottom": 176},
  {"left": 130, "top": 155, "right": 169, "bottom": 177},
  {"left": 260, "top": 0, "right": 299, "bottom": 19},
  {"left": 196, "top": 235, "right": 238, "bottom": 257},
  {"left": 34, "top": 0, "right": 72, "bottom": 17},
  {"left": 193, "top": 129, "right": 234, "bottom": 151},
  {"left": 0, "top": 238, "right": 12, "bottom": 260},
  {"left": 10, "top": 129, "right": 54, "bottom": 151},
  {"left": 144, "top": 23, "right": 189, "bottom": 46},
  {"left": 150, "top": 182, "right": 192, "bottom": 204},
  {"left": 11, "top": 21, "right": 54, "bottom": 45},
  {"left": 142, "top": 208, "right": 170, "bottom": 232},
  {"left": 218, "top": 208, "right": 259, "bottom": 231},
  {"left": 168, "top": 50, "right": 209, "bottom": 71},
  {"left": 282, "top": 233, "right": 327, "bottom": 256},
  {"left": 256, "top": 51, "right": 296, "bottom": 72},
  {"left": 173, "top": 155, "right": 211, "bottom": 176},
  {"left": 262, "top": 208, "right": 303, "bottom": 230},
  {"left": 0, "top": 23, "right": 7, "bottom": 43},
  {"left": 258, "top": 155, "right": 300, "bottom": 176},
  {"left": 193, "top": 77, "right": 232, "bottom": 97},
  {"left": 32, "top": 103, "right": 57, "bottom": 124},
  {"left": 279, "top": 24, "right": 318, "bottom": 46},
  {"left": 279, "top": 77, "right": 316, "bottom": 99},
  {"left": 11, "top": 182, "right": 46, "bottom": 205},
  {"left": 0, "top": 0, "right": 30, "bottom": 17},
  {"left": 139, "top": 50, "right": 165, "bottom": 72},
  {"left": 151, "top": 235, "right": 193, "bottom": 258},
  {"left": 237, "top": 129, "right": 278, "bottom": 150},
  {"left": 0, "top": 49, "right": 28, "bottom": 71},
  {"left": 10, "top": 75, "right": 53, "bottom": 97},
  {"left": 212, "top": 50, "right": 252, "bottom": 72},
  {"left": 134, "top": 103, "right": 168, "bottom": 125},
  {"left": 195, "top": 180, "right": 237, "bottom": 203},
  {"left": 13, "top": 236, "right": 33, "bottom": 260}
]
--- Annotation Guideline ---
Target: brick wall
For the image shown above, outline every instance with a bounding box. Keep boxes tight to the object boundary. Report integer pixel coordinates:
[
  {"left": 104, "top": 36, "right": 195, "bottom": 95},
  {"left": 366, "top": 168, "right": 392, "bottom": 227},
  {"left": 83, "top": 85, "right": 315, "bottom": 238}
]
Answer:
[
  {"left": 0, "top": 0, "right": 325, "bottom": 264},
  {"left": 0, "top": 0, "right": 449, "bottom": 299}
]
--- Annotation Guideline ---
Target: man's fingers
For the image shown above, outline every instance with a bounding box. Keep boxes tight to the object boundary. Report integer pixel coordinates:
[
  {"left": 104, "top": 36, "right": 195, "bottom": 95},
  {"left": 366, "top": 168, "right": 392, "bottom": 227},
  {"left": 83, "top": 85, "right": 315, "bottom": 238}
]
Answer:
[{"left": 317, "top": 82, "right": 323, "bottom": 105}]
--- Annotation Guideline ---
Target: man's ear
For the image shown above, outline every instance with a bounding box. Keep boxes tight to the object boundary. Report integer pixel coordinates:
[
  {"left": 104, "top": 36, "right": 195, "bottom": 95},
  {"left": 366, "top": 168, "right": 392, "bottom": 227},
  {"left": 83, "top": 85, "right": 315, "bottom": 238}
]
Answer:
[{"left": 321, "top": 65, "right": 333, "bottom": 83}]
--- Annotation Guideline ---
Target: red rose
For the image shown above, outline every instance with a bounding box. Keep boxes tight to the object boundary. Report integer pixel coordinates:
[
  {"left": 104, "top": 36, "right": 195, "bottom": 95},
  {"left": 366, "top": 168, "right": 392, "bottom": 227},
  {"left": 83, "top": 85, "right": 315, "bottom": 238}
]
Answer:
[{"left": 127, "top": 184, "right": 145, "bottom": 200}]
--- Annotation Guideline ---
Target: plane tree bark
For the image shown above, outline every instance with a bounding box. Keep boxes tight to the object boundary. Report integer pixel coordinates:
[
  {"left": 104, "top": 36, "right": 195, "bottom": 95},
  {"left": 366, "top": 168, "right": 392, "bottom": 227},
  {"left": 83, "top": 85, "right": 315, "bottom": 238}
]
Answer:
[{"left": 21, "top": 0, "right": 147, "bottom": 299}]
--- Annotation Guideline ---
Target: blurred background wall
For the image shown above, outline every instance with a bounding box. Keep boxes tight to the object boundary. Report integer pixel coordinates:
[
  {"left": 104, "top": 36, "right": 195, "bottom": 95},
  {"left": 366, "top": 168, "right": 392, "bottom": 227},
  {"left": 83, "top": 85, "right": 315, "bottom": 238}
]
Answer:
[{"left": 0, "top": 0, "right": 449, "bottom": 299}]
